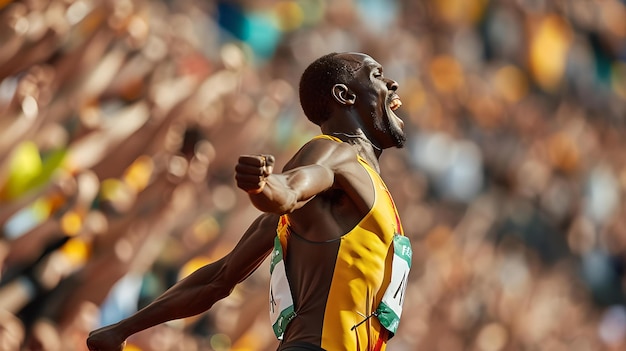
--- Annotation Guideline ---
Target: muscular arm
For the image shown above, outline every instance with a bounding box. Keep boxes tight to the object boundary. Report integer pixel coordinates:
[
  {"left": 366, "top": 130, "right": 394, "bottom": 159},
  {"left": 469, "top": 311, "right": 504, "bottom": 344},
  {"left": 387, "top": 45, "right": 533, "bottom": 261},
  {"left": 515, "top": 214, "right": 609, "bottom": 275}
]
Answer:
[
  {"left": 86, "top": 213, "right": 278, "bottom": 351},
  {"left": 236, "top": 139, "right": 360, "bottom": 214},
  {"left": 248, "top": 163, "right": 334, "bottom": 213}
]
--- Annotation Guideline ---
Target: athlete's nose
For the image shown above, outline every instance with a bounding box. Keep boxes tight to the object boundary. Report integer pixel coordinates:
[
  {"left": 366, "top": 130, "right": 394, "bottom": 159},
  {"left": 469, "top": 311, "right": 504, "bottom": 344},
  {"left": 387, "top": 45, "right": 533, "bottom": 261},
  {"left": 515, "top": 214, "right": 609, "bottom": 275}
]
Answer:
[{"left": 385, "top": 78, "right": 399, "bottom": 92}]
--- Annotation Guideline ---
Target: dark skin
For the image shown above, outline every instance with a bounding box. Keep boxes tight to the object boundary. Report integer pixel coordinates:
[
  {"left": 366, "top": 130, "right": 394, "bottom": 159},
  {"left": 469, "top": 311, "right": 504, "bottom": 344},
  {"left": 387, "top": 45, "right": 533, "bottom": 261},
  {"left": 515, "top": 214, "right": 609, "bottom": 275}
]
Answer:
[
  {"left": 85, "top": 212, "right": 278, "bottom": 351},
  {"left": 86, "top": 52, "right": 404, "bottom": 350},
  {"left": 236, "top": 53, "right": 404, "bottom": 241}
]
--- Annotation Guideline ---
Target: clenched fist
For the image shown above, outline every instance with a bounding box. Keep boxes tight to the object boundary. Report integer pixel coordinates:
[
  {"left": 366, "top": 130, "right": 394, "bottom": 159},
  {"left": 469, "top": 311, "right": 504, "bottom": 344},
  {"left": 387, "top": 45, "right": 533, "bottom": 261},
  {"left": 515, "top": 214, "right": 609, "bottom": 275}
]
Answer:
[{"left": 235, "top": 155, "right": 275, "bottom": 194}]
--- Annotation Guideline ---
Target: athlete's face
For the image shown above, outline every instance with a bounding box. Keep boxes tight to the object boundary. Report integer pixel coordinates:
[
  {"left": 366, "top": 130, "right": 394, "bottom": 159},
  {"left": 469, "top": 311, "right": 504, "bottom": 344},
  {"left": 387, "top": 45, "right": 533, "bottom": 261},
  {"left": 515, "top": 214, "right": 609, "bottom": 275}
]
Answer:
[{"left": 337, "top": 53, "right": 406, "bottom": 149}]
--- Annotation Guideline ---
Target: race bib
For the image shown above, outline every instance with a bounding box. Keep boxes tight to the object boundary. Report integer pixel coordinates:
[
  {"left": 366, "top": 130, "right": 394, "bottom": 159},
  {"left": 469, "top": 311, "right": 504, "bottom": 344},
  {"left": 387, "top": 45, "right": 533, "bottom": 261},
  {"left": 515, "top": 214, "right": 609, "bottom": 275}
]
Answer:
[
  {"left": 269, "top": 236, "right": 296, "bottom": 339},
  {"left": 376, "top": 234, "right": 412, "bottom": 335}
]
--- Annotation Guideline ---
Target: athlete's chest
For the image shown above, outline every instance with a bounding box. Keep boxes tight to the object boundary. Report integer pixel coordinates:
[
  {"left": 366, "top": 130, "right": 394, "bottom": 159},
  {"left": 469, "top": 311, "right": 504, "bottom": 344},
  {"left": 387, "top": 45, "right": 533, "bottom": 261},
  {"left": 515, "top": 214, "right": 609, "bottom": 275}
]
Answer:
[{"left": 288, "top": 189, "right": 367, "bottom": 241}]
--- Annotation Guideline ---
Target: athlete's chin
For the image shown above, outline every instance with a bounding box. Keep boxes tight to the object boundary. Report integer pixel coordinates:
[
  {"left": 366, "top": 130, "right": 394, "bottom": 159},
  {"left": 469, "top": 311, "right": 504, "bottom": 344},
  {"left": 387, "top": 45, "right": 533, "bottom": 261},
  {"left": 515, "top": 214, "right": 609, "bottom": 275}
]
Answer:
[
  {"left": 393, "top": 133, "right": 407, "bottom": 148},
  {"left": 381, "top": 129, "right": 406, "bottom": 149},
  {"left": 381, "top": 122, "right": 406, "bottom": 149},
  {"left": 389, "top": 123, "right": 406, "bottom": 147}
]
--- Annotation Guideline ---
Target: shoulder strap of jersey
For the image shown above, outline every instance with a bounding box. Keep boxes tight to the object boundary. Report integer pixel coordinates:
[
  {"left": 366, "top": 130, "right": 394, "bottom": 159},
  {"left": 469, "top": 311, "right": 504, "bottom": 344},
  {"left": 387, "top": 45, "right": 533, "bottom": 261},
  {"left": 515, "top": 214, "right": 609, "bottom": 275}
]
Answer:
[{"left": 312, "top": 134, "right": 342, "bottom": 142}]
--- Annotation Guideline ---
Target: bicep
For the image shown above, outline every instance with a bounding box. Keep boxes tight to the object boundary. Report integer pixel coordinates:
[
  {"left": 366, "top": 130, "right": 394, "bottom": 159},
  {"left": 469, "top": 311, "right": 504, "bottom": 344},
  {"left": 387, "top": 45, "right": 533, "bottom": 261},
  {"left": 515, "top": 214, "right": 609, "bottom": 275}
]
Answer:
[
  {"left": 286, "top": 141, "right": 374, "bottom": 213},
  {"left": 282, "top": 164, "right": 335, "bottom": 203}
]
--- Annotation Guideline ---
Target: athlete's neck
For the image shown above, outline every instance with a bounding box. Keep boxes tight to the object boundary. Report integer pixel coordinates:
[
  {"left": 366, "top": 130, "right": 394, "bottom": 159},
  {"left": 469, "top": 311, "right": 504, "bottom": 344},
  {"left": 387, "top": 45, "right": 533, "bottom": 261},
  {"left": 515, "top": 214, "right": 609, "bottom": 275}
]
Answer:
[{"left": 330, "top": 132, "right": 381, "bottom": 173}]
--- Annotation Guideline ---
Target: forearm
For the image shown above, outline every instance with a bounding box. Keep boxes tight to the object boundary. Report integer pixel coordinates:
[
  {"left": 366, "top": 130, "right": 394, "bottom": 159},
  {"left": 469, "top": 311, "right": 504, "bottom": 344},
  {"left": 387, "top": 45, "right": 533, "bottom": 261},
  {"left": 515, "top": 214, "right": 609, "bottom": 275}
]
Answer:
[
  {"left": 113, "top": 211, "right": 275, "bottom": 339},
  {"left": 85, "top": 279, "right": 218, "bottom": 351},
  {"left": 249, "top": 167, "right": 333, "bottom": 214},
  {"left": 115, "top": 263, "right": 230, "bottom": 338},
  {"left": 88, "top": 214, "right": 276, "bottom": 351},
  {"left": 248, "top": 176, "right": 299, "bottom": 214}
]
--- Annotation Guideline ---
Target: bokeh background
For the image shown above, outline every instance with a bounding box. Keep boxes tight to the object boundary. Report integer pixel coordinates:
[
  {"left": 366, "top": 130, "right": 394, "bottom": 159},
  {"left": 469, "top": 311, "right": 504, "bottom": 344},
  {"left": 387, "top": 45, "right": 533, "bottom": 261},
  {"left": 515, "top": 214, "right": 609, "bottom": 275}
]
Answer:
[{"left": 1, "top": 0, "right": 626, "bottom": 350}]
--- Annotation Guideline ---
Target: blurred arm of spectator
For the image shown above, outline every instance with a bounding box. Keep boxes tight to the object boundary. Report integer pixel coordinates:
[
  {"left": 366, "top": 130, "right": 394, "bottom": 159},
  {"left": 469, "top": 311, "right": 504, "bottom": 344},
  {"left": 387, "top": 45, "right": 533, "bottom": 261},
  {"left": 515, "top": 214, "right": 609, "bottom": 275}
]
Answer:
[
  {"left": 0, "top": 276, "right": 37, "bottom": 314},
  {"left": 85, "top": 212, "right": 277, "bottom": 351},
  {"left": 65, "top": 69, "right": 200, "bottom": 183},
  {"left": 55, "top": 169, "right": 197, "bottom": 319},
  {"left": 0, "top": 21, "right": 59, "bottom": 81},
  {"left": 0, "top": 308, "right": 25, "bottom": 351},
  {"left": 0, "top": 67, "right": 60, "bottom": 204},
  {"left": 0, "top": 0, "right": 111, "bottom": 81},
  {"left": 0, "top": 169, "right": 76, "bottom": 226},
  {"left": 93, "top": 153, "right": 187, "bottom": 248},
  {"left": 89, "top": 90, "right": 198, "bottom": 181},
  {"left": 2, "top": 219, "right": 63, "bottom": 274},
  {"left": 2, "top": 171, "right": 99, "bottom": 274},
  {"left": 0, "top": 212, "right": 103, "bottom": 345},
  {"left": 0, "top": 3, "right": 28, "bottom": 69},
  {"left": 65, "top": 101, "right": 150, "bottom": 173}
]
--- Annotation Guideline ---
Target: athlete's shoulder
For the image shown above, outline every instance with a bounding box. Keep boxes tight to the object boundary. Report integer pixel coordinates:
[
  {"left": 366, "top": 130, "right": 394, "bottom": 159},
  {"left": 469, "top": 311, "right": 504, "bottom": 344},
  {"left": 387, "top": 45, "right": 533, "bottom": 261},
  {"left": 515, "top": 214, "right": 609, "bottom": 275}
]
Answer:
[
  {"left": 283, "top": 135, "right": 358, "bottom": 171},
  {"left": 309, "top": 134, "right": 359, "bottom": 158}
]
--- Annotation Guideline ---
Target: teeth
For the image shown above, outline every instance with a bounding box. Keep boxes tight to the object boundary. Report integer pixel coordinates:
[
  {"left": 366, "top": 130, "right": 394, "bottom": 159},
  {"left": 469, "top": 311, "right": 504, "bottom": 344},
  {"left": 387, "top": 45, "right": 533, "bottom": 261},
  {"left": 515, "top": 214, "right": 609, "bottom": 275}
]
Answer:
[{"left": 389, "top": 98, "right": 402, "bottom": 111}]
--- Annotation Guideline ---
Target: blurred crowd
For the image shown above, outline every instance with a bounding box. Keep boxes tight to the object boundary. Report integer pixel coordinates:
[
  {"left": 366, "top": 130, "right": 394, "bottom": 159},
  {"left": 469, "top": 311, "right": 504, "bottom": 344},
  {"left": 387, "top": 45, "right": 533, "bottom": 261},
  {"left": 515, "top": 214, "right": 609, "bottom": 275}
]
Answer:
[{"left": 0, "top": 0, "right": 625, "bottom": 350}]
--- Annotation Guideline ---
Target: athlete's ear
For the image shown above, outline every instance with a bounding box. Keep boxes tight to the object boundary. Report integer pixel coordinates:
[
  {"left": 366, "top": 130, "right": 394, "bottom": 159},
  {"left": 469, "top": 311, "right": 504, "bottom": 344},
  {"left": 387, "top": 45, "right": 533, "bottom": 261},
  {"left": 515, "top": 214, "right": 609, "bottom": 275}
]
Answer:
[{"left": 332, "top": 84, "right": 356, "bottom": 106}]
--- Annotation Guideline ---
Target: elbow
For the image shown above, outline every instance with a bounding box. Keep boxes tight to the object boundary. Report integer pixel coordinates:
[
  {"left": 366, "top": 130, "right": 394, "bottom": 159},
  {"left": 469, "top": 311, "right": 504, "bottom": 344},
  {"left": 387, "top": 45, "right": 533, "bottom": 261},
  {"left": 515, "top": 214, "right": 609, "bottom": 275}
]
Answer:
[
  {"left": 211, "top": 267, "right": 238, "bottom": 300},
  {"left": 210, "top": 281, "right": 233, "bottom": 301},
  {"left": 192, "top": 280, "right": 234, "bottom": 311}
]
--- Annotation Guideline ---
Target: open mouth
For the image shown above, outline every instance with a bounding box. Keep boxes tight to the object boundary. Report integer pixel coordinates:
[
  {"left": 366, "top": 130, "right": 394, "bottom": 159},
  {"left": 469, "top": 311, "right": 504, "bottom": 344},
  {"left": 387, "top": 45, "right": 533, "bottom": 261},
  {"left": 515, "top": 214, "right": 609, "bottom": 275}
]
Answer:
[
  {"left": 387, "top": 94, "right": 404, "bottom": 130},
  {"left": 389, "top": 98, "right": 402, "bottom": 111},
  {"left": 389, "top": 94, "right": 402, "bottom": 111}
]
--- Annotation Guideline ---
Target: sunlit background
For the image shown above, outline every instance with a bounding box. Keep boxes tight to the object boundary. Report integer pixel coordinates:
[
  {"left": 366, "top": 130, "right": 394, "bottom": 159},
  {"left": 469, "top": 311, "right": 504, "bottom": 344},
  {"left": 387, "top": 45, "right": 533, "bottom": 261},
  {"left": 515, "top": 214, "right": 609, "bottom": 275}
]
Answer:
[{"left": 1, "top": 0, "right": 626, "bottom": 350}]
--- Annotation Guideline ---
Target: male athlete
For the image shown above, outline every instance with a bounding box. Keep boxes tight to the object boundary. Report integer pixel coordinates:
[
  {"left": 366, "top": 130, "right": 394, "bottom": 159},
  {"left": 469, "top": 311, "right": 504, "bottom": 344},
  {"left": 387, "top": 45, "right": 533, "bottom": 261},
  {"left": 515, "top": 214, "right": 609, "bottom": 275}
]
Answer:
[{"left": 87, "top": 52, "right": 412, "bottom": 351}]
